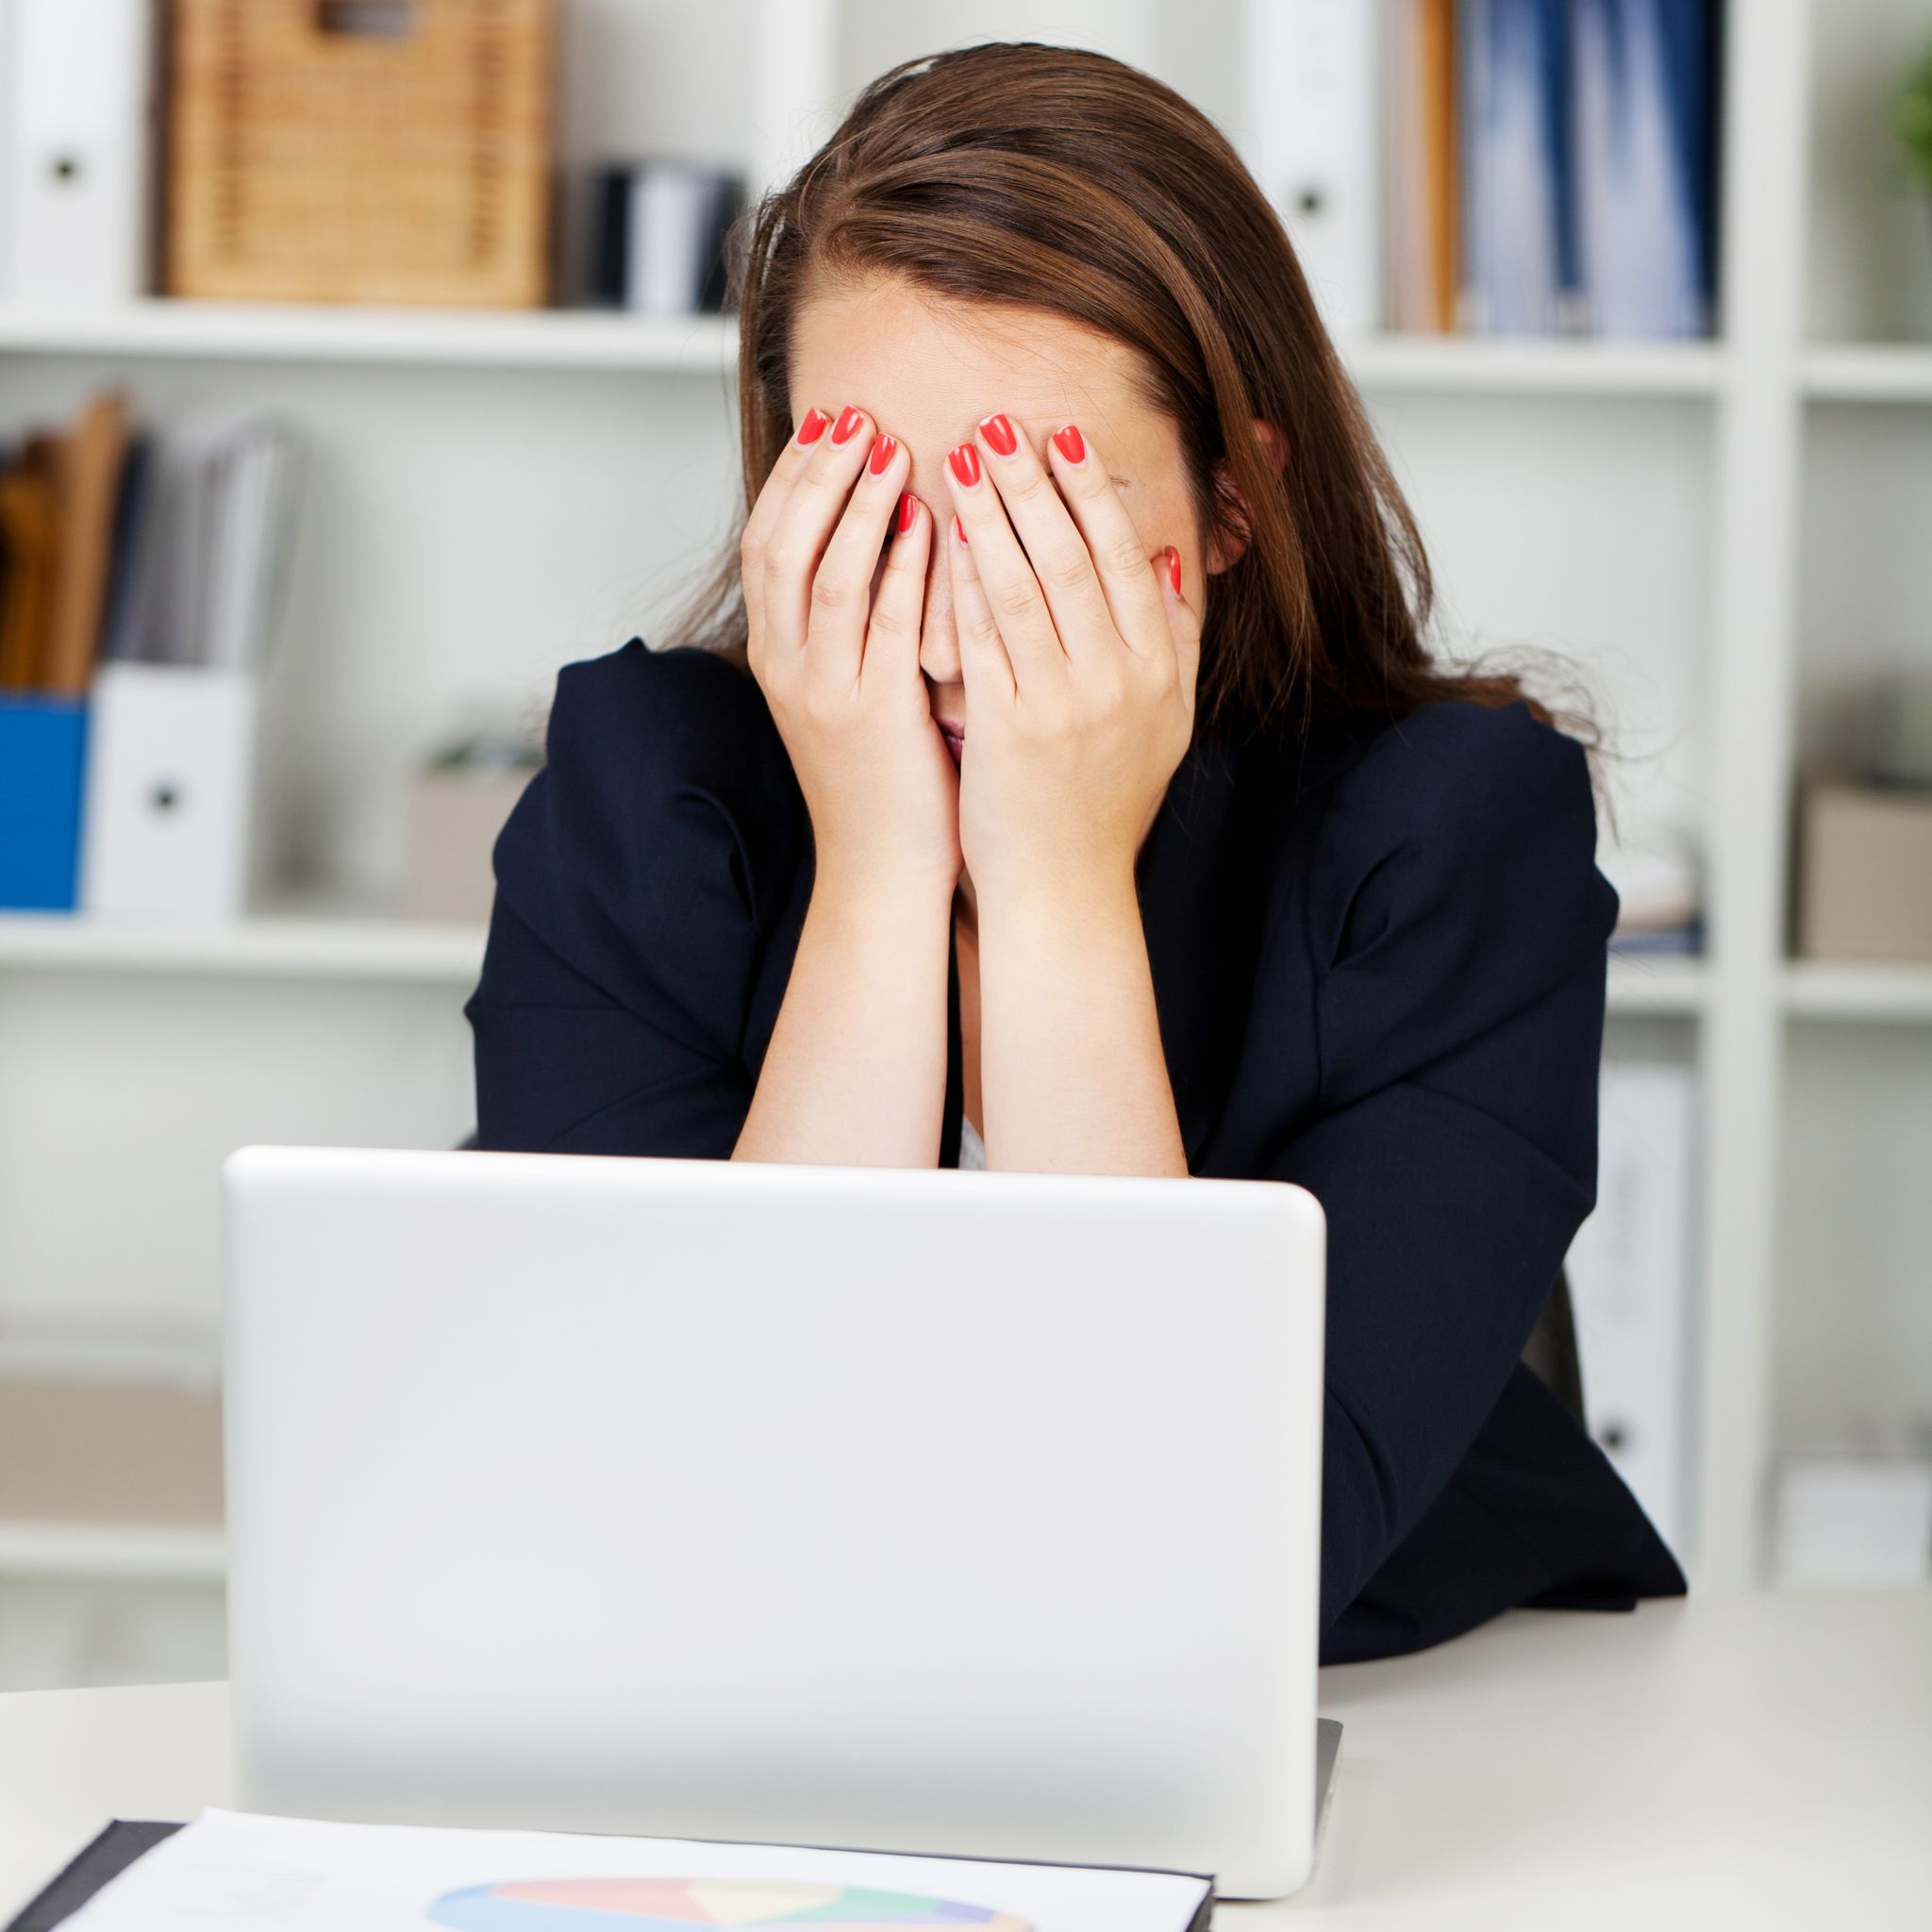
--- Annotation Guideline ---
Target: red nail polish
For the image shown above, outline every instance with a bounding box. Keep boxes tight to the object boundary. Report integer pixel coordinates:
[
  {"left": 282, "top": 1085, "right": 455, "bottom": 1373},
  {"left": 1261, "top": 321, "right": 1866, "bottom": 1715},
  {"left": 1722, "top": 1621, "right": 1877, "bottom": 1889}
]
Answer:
[
  {"left": 948, "top": 443, "right": 981, "bottom": 488},
  {"left": 1052, "top": 424, "right": 1085, "bottom": 464},
  {"left": 896, "top": 491, "right": 918, "bottom": 533},
  {"left": 1166, "top": 546, "right": 1182, "bottom": 594},
  {"left": 831, "top": 405, "right": 864, "bottom": 445},
  {"left": 980, "top": 412, "right": 1017, "bottom": 457},
  {"left": 797, "top": 407, "right": 829, "bottom": 445},
  {"left": 868, "top": 434, "right": 898, "bottom": 476},
  {"left": 955, "top": 513, "right": 969, "bottom": 544}
]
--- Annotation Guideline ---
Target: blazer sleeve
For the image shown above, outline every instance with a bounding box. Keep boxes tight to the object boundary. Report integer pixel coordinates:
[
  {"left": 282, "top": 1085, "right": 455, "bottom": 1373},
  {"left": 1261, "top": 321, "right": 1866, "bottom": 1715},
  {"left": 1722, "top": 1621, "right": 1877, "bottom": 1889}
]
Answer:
[
  {"left": 464, "top": 641, "right": 793, "bottom": 1158},
  {"left": 1266, "top": 698, "right": 1622, "bottom": 1640}
]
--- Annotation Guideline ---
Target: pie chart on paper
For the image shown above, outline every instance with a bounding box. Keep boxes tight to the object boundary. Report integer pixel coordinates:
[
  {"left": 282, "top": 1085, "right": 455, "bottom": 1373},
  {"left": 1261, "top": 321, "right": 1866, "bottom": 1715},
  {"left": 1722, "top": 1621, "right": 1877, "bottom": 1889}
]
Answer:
[{"left": 424, "top": 1875, "right": 1034, "bottom": 1930}]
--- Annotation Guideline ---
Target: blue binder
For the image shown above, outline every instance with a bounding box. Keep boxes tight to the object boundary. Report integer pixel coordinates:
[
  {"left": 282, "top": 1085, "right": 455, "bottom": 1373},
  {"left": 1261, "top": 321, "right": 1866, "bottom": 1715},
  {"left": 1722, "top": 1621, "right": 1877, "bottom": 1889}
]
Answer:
[{"left": 0, "top": 692, "right": 89, "bottom": 910}]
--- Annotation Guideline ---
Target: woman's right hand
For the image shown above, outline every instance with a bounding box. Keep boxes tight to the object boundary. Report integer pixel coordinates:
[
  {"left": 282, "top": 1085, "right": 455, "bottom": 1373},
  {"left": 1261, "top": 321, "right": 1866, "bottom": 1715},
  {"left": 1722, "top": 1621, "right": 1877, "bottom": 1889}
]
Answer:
[{"left": 742, "top": 403, "right": 959, "bottom": 904}]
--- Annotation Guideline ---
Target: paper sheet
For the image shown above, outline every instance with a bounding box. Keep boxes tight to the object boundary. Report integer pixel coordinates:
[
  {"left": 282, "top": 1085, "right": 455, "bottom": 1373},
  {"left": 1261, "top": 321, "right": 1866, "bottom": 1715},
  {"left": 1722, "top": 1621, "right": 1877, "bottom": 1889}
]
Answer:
[{"left": 62, "top": 1807, "right": 1211, "bottom": 1931}]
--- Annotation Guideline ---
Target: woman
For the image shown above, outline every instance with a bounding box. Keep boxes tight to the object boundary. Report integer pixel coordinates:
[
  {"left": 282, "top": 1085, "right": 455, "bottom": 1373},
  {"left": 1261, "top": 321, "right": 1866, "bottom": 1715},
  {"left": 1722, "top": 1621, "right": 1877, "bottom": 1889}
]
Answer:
[{"left": 466, "top": 42, "right": 1687, "bottom": 1662}]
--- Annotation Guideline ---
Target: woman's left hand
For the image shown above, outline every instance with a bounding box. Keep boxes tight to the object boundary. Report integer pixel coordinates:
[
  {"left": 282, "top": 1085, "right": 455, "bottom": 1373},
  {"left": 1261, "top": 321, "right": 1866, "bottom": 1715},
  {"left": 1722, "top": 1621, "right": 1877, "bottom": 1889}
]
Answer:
[{"left": 944, "top": 413, "right": 1201, "bottom": 908}]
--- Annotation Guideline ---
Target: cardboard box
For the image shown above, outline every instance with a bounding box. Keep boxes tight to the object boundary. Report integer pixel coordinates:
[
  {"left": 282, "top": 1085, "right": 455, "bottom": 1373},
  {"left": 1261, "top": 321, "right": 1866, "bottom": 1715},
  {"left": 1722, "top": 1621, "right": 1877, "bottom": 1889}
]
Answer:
[
  {"left": 1794, "top": 782, "right": 1932, "bottom": 963},
  {"left": 403, "top": 764, "right": 537, "bottom": 925},
  {"left": 166, "top": 0, "right": 555, "bottom": 308}
]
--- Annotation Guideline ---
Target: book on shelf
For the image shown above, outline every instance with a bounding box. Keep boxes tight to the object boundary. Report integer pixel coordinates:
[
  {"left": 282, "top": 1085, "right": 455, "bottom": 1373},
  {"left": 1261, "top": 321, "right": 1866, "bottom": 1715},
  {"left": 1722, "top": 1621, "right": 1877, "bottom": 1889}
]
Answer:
[
  {"left": 1458, "top": 0, "right": 1577, "bottom": 335},
  {"left": 1599, "top": 823, "right": 1703, "bottom": 956},
  {"left": 0, "top": 390, "right": 305, "bottom": 915},
  {"left": 1459, "top": 0, "right": 1720, "bottom": 338},
  {"left": 0, "top": 396, "right": 127, "bottom": 699},
  {"left": 107, "top": 409, "right": 304, "bottom": 675},
  {"left": 0, "top": 392, "right": 302, "bottom": 700},
  {"left": 1384, "top": 0, "right": 1461, "bottom": 331},
  {"left": 1256, "top": 0, "right": 1723, "bottom": 341},
  {"left": 1570, "top": 0, "right": 1719, "bottom": 339}
]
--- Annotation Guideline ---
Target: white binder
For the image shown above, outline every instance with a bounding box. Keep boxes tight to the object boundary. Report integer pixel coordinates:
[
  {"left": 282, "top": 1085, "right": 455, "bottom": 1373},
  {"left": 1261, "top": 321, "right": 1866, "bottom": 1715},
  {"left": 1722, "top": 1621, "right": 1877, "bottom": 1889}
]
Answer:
[
  {"left": 1244, "top": 0, "right": 1383, "bottom": 339},
  {"left": 79, "top": 662, "right": 262, "bottom": 920},
  {"left": 4, "top": 0, "right": 158, "bottom": 303},
  {"left": 1563, "top": 1058, "right": 1699, "bottom": 1556}
]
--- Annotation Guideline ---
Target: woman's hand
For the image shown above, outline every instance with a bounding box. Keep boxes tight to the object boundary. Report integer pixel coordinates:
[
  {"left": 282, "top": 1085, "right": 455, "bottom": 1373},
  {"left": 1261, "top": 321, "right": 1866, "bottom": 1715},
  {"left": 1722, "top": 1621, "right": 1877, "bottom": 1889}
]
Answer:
[
  {"left": 743, "top": 403, "right": 959, "bottom": 904},
  {"left": 942, "top": 414, "right": 1201, "bottom": 909}
]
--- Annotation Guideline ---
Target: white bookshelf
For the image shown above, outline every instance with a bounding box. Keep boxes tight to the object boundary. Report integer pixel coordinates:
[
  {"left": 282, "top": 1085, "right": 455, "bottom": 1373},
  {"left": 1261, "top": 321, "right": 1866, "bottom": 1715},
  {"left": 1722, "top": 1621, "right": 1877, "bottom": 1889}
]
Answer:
[
  {"left": 0, "top": 906, "right": 485, "bottom": 983},
  {"left": 0, "top": 0, "right": 1926, "bottom": 1620},
  {"left": 0, "top": 1524, "right": 226, "bottom": 1585},
  {"left": 1803, "top": 343, "right": 1932, "bottom": 400},
  {"left": 0, "top": 911, "right": 1720, "bottom": 1009},
  {"left": 0, "top": 299, "right": 741, "bottom": 373},
  {"left": 0, "top": 295, "right": 1732, "bottom": 392},
  {"left": 1345, "top": 336, "right": 1730, "bottom": 394},
  {"left": 1782, "top": 961, "right": 1932, "bottom": 1020}
]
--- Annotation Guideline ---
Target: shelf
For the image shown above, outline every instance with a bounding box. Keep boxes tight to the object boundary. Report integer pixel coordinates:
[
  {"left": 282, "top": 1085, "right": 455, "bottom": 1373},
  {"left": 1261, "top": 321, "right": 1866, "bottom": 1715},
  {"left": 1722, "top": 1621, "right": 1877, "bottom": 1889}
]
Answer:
[
  {"left": 0, "top": 1324, "right": 222, "bottom": 1390},
  {"left": 1, "top": 906, "right": 1705, "bottom": 1007},
  {"left": 0, "top": 297, "right": 1729, "bottom": 395},
  {"left": 1343, "top": 334, "right": 1729, "bottom": 396},
  {"left": 0, "top": 906, "right": 486, "bottom": 984},
  {"left": 0, "top": 297, "right": 739, "bottom": 374},
  {"left": 1782, "top": 961, "right": 1932, "bottom": 1022},
  {"left": 1606, "top": 955, "right": 1708, "bottom": 1014},
  {"left": 0, "top": 1522, "right": 226, "bottom": 1583},
  {"left": 1802, "top": 345, "right": 1932, "bottom": 403}
]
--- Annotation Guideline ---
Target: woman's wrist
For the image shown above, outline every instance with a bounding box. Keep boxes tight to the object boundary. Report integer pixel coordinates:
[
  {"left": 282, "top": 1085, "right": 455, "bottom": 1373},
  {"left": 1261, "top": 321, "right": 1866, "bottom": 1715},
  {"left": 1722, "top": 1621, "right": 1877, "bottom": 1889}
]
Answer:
[
  {"left": 972, "top": 853, "right": 1141, "bottom": 939},
  {"left": 974, "top": 858, "right": 1184, "bottom": 1178},
  {"left": 807, "top": 854, "right": 958, "bottom": 940}
]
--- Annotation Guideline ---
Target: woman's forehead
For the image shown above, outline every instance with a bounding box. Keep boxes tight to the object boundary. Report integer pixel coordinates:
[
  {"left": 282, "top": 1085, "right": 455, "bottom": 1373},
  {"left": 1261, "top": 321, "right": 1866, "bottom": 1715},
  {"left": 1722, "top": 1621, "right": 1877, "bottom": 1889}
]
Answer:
[{"left": 790, "top": 273, "right": 1163, "bottom": 459}]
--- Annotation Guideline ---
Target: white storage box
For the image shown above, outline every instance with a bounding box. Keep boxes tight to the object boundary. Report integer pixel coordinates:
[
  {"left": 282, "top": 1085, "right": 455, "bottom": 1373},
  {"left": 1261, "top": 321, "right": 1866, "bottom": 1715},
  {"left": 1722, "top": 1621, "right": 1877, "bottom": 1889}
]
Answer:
[
  {"left": 79, "top": 661, "right": 261, "bottom": 919},
  {"left": 1774, "top": 1434, "right": 1932, "bottom": 1590}
]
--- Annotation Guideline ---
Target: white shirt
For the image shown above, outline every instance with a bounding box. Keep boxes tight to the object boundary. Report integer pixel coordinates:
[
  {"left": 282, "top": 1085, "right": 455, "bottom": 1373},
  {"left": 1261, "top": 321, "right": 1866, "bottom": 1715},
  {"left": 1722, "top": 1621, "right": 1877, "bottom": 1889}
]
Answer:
[{"left": 958, "top": 1114, "right": 987, "bottom": 1170}]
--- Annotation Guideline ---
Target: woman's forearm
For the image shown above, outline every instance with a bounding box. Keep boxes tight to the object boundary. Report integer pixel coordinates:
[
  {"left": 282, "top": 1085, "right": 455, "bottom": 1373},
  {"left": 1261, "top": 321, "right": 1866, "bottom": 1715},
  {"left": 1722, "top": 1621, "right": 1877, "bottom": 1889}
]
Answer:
[
  {"left": 976, "top": 867, "right": 1190, "bottom": 1177},
  {"left": 733, "top": 866, "right": 953, "bottom": 1167}
]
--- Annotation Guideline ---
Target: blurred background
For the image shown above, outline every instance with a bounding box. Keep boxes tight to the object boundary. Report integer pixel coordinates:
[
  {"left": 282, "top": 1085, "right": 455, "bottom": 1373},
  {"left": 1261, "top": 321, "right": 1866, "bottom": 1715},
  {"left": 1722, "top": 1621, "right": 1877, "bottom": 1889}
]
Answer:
[{"left": 0, "top": 0, "right": 1927, "bottom": 1691}]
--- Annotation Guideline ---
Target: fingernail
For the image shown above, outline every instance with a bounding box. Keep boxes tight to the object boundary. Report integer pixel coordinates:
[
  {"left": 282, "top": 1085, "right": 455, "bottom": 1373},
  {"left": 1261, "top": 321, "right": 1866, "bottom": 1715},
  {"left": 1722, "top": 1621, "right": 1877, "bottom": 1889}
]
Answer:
[
  {"left": 868, "top": 433, "right": 898, "bottom": 476},
  {"left": 954, "top": 512, "right": 969, "bottom": 545},
  {"left": 831, "top": 405, "right": 865, "bottom": 445},
  {"left": 1166, "top": 545, "right": 1182, "bottom": 594},
  {"left": 948, "top": 442, "right": 981, "bottom": 488},
  {"left": 979, "top": 412, "right": 1018, "bottom": 457},
  {"left": 1052, "top": 424, "right": 1085, "bottom": 464},
  {"left": 896, "top": 491, "right": 918, "bottom": 534},
  {"left": 796, "top": 407, "right": 829, "bottom": 445}
]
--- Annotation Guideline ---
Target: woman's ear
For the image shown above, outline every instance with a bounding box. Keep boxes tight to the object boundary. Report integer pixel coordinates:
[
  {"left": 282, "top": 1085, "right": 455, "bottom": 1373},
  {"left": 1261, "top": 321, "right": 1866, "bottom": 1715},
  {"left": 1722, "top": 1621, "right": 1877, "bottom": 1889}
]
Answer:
[{"left": 1205, "top": 418, "right": 1288, "bottom": 574}]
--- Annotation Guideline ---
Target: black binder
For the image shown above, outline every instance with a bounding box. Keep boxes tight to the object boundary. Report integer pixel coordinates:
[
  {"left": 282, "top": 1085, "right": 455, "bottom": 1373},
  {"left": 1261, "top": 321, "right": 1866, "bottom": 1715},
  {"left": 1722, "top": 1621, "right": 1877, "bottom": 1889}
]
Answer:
[{"left": 6, "top": 1821, "right": 184, "bottom": 1931}]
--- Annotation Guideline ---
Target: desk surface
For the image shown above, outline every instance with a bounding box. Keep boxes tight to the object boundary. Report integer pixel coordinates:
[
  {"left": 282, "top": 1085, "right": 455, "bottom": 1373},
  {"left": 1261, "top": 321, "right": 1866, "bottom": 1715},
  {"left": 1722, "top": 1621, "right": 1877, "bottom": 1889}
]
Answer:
[{"left": 1, "top": 1587, "right": 1926, "bottom": 1929}]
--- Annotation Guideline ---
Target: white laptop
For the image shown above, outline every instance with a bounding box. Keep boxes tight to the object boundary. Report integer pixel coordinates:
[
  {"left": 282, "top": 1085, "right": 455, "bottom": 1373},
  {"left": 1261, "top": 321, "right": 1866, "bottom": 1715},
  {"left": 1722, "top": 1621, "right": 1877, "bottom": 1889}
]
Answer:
[{"left": 221, "top": 1144, "right": 1337, "bottom": 1900}]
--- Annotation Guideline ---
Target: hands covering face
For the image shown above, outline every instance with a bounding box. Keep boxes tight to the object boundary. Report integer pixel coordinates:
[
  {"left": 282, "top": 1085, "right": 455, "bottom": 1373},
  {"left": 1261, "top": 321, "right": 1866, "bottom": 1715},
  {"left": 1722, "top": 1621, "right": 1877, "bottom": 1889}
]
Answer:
[
  {"left": 941, "top": 410, "right": 1201, "bottom": 905},
  {"left": 741, "top": 401, "right": 1201, "bottom": 908}
]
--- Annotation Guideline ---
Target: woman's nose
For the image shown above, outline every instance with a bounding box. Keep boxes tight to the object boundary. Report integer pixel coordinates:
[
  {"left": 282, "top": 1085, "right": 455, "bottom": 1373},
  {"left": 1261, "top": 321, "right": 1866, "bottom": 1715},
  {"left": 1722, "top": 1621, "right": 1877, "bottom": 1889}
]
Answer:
[{"left": 917, "top": 542, "right": 961, "bottom": 686}]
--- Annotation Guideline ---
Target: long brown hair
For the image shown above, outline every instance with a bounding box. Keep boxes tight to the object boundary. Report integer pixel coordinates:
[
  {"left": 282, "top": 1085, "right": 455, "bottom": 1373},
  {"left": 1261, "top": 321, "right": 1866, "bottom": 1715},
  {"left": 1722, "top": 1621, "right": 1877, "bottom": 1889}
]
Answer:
[{"left": 661, "top": 39, "right": 1601, "bottom": 762}]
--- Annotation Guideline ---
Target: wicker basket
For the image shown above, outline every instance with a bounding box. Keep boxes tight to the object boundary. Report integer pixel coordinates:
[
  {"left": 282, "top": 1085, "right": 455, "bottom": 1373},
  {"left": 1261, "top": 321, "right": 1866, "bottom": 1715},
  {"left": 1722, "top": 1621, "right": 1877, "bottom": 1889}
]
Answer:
[{"left": 165, "top": 0, "right": 556, "bottom": 308}]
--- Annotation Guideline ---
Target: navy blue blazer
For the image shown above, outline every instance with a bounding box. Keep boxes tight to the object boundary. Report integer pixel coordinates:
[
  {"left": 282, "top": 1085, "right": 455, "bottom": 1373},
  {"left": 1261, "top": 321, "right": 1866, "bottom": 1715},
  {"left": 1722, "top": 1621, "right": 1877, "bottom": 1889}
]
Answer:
[{"left": 466, "top": 638, "right": 1689, "bottom": 1664}]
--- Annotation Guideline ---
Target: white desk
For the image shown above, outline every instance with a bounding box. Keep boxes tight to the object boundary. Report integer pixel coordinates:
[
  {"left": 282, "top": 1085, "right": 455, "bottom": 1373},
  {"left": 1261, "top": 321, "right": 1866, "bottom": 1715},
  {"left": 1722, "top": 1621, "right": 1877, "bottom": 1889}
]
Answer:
[{"left": 1, "top": 1587, "right": 1926, "bottom": 1928}]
